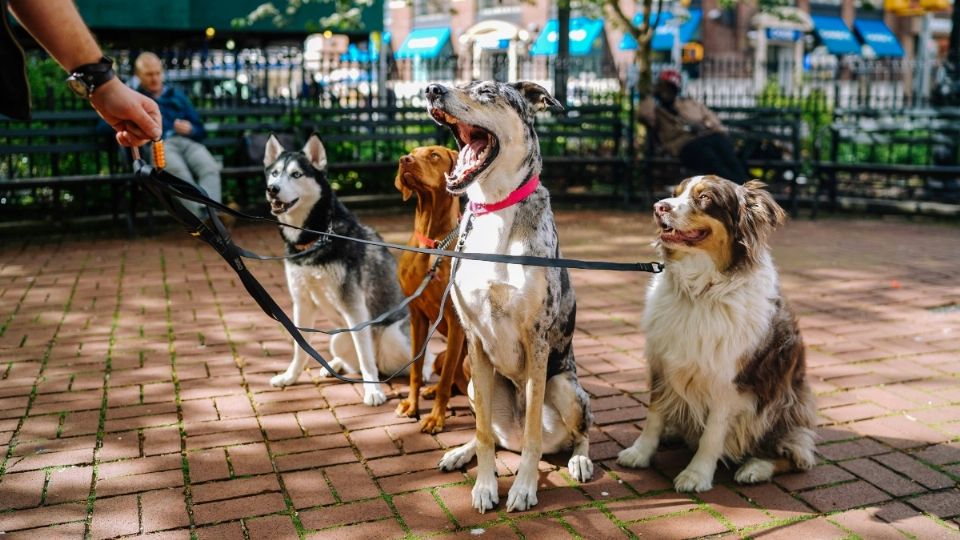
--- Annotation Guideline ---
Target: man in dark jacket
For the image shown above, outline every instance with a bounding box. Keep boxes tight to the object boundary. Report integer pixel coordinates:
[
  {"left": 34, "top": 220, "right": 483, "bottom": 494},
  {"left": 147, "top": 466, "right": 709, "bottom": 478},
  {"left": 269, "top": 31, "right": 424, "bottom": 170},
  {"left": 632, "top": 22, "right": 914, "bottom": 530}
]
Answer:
[
  {"left": 639, "top": 69, "right": 748, "bottom": 183},
  {"left": 135, "top": 52, "right": 223, "bottom": 217}
]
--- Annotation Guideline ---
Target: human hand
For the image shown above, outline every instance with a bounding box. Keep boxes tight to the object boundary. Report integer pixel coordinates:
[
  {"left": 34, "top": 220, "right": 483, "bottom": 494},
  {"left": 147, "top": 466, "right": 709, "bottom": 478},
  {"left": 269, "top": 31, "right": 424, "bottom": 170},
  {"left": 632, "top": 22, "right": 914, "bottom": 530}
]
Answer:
[
  {"left": 173, "top": 119, "right": 193, "bottom": 136},
  {"left": 89, "top": 78, "right": 162, "bottom": 147}
]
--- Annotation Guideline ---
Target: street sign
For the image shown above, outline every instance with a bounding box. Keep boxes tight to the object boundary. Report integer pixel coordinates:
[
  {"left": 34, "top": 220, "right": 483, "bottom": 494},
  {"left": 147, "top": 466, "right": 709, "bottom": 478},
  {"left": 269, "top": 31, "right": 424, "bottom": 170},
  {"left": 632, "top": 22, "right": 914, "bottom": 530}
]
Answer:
[{"left": 767, "top": 28, "right": 802, "bottom": 42}]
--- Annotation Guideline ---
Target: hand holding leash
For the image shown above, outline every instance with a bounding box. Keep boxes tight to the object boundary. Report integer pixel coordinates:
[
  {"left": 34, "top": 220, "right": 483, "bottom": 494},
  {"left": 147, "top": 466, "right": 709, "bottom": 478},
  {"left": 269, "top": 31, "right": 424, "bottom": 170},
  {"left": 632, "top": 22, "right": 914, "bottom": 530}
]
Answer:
[{"left": 130, "top": 140, "right": 165, "bottom": 168}]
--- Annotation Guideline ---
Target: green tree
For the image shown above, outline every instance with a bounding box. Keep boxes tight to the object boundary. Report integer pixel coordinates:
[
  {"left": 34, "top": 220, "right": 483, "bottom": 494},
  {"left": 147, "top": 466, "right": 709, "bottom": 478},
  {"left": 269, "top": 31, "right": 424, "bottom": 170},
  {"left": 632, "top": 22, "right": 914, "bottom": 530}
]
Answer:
[
  {"left": 232, "top": 0, "right": 375, "bottom": 31},
  {"left": 585, "top": 0, "right": 793, "bottom": 98}
]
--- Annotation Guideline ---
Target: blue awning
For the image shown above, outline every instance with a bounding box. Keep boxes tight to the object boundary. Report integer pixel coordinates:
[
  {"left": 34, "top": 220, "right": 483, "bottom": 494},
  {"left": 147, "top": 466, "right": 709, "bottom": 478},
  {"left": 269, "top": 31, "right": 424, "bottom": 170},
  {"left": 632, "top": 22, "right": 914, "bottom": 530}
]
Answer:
[
  {"left": 395, "top": 27, "right": 451, "bottom": 59},
  {"left": 619, "top": 9, "right": 702, "bottom": 51},
  {"left": 341, "top": 43, "right": 376, "bottom": 62},
  {"left": 530, "top": 17, "right": 605, "bottom": 56},
  {"left": 854, "top": 19, "right": 903, "bottom": 58},
  {"left": 811, "top": 16, "right": 861, "bottom": 55}
]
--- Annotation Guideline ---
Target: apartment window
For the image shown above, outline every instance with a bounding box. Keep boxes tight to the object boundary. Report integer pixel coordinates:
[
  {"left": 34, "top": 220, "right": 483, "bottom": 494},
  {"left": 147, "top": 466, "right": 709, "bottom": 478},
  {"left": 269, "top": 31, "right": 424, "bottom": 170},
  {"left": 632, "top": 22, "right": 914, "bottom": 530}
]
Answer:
[
  {"left": 479, "top": 0, "right": 522, "bottom": 12},
  {"left": 415, "top": 0, "right": 447, "bottom": 17}
]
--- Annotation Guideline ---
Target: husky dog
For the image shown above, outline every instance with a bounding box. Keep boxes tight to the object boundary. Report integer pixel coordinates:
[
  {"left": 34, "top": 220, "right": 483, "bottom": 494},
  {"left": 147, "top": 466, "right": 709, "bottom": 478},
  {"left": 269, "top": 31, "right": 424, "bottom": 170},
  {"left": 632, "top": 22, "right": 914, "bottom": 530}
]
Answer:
[
  {"left": 264, "top": 134, "right": 429, "bottom": 406},
  {"left": 425, "top": 81, "right": 594, "bottom": 513}
]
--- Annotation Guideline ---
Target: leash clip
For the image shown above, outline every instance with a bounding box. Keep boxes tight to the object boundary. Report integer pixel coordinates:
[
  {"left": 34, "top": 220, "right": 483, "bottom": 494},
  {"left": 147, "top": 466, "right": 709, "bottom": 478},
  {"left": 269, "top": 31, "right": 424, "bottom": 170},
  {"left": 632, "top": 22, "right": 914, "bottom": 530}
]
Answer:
[{"left": 650, "top": 262, "right": 665, "bottom": 273}]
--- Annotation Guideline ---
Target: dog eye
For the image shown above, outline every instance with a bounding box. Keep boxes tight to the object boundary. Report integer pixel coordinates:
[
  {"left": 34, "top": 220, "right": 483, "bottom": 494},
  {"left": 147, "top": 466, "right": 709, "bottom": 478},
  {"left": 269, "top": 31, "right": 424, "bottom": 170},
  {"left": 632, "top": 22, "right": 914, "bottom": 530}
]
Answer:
[
  {"left": 271, "top": 170, "right": 279, "bottom": 177},
  {"left": 698, "top": 194, "right": 710, "bottom": 201},
  {"left": 430, "top": 153, "right": 439, "bottom": 160},
  {"left": 292, "top": 171, "right": 302, "bottom": 178}
]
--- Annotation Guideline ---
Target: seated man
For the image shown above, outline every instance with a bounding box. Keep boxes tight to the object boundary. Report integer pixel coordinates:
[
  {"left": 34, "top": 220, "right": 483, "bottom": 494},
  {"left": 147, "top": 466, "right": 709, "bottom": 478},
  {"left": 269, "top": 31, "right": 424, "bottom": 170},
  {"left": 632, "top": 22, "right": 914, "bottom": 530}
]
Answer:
[
  {"left": 134, "top": 52, "right": 224, "bottom": 218},
  {"left": 639, "top": 69, "right": 748, "bottom": 183}
]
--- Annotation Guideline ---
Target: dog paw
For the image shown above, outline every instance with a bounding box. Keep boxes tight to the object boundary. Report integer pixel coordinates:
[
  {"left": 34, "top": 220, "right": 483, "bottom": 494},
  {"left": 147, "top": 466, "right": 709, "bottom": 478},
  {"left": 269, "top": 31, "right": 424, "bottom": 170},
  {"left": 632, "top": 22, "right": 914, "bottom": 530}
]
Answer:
[
  {"left": 363, "top": 387, "right": 388, "bottom": 407},
  {"left": 617, "top": 445, "right": 654, "bottom": 469},
  {"left": 421, "top": 384, "right": 438, "bottom": 399},
  {"left": 438, "top": 444, "right": 475, "bottom": 471},
  {"left": 472, "top": 478, "right": 499, "bottom": 514},
  {"left": 270, "top": 370, "right": 300, "bottom": 387},
  {"left": 734, "top": 459, "right": 775, "bottom": 485},
  {"left": 568, "top": 455, "right": 594, "bottom": 483},
  {"left": 419, "top": 413, "right": 445, "bottom": 434},
  {"left": 674, "top": 467, "right": 713, "bottom": 493},
  {"left": 506, "top": 477, "right": 538, "bottom": 512},
  {"left": 395, "top": 398, "right": 417, "bottom": 418}
]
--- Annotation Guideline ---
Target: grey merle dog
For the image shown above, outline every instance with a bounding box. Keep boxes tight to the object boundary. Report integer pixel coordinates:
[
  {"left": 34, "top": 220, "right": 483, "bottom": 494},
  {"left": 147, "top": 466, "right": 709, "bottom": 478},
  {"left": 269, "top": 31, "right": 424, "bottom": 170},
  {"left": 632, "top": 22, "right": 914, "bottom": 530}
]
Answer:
[
  {"left": 425, "top": 81, "right": 594, "bottom": 513},
  {"left": 263, "top": 134, "right": 430, "bottom": 406}
]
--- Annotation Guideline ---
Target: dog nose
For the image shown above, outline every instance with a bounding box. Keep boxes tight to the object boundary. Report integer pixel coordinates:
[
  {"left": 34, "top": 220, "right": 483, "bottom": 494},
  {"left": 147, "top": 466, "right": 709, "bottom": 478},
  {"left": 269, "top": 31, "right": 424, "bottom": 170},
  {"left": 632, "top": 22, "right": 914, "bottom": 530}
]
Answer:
[
  {"left": 424, "top": 84, "right": 447, "bottom": 98},
  {"left": 401, "top": 155, "right": 415, "bottom": 165},
  {"left": 654, "top": 201, "right": 672, "bottom": 216},
  {"left": 267, "top": 184, "right": 280, "bottom": 196}
]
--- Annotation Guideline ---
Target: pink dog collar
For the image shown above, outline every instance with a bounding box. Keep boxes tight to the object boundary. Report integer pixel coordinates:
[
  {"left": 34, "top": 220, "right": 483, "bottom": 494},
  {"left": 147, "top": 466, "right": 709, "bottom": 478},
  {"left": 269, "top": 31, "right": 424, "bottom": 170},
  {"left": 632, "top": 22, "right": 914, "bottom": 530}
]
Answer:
[{"left": 468, "top": 175, "right": 540, "bottom": 216}]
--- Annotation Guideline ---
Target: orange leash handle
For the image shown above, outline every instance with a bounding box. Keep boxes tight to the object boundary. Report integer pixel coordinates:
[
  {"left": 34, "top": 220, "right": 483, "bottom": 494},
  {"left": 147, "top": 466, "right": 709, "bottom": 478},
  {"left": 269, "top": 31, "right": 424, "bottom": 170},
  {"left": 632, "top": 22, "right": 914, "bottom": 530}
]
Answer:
[{"left": 153, "top": 140, "right": 166, "bottom": 168}]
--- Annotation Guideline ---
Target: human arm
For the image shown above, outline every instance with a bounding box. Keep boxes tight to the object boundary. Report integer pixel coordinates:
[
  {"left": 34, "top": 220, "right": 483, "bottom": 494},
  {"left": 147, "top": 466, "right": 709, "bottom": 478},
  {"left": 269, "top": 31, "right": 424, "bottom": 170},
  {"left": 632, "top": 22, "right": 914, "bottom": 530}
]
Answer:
[
  {"left": 699, "top": 101, "right": 725, "bottom": 133},
  {"left": 171, "top": 91, "right": 207, "bottom": 141},
  {"left": 638, "top": 96, "right": 656, "bottom": 128},
  {"left": 7, "top": 0, "right": 161, "bottom": 146}
]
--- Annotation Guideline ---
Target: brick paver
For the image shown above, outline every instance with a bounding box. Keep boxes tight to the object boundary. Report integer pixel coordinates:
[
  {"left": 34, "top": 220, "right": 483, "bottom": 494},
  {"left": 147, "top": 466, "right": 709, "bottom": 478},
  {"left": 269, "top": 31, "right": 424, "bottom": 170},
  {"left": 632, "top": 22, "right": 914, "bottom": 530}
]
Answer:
[{"left": 1, "top": 211, "right": 959, "bottom": 538}]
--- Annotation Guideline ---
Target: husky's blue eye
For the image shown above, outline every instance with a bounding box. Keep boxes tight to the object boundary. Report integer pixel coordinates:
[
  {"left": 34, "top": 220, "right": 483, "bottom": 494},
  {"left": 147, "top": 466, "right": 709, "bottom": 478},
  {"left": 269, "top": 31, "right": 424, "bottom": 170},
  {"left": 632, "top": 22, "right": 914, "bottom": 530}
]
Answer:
[
  {"left": 271, "top": 170, "right": 279, "bottom": 177},
  {"left": 292, "top": 171, "right": 302, "bottom": 178}
]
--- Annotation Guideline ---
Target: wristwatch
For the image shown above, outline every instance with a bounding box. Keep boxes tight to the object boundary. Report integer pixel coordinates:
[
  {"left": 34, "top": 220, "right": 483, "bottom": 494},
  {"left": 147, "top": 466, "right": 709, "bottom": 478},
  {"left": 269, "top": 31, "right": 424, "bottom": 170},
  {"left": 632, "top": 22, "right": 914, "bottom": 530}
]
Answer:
[{"left": 66, "top": 56, "right": 116, "bottom": 98}]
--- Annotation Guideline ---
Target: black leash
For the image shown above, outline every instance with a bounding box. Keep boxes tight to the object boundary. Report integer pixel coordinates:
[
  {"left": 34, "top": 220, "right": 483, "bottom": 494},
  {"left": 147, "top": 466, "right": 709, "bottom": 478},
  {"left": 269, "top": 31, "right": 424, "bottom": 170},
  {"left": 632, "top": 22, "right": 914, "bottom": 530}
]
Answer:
[
  {"left": 136, "top": 158, "right": 459, "bottom": 385},
  {"left": 140, "top": 165, "right": 665, "bottom": 274},
  {"left": 133, "top": 159, "right": 664, "bottom": 385}
]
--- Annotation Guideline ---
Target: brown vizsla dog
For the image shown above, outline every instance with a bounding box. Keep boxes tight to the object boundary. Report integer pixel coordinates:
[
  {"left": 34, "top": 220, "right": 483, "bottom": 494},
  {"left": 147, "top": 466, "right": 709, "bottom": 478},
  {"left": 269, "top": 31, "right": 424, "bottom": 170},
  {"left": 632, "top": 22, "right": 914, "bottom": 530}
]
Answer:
[{"left": 394, "top": 146, "right": 470, "bottom": 433}]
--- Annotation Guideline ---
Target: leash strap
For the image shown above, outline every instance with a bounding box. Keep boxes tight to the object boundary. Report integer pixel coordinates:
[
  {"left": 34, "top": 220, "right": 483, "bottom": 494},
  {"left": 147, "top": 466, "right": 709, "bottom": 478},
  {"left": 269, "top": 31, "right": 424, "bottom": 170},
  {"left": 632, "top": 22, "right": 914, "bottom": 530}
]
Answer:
[
  {"left": 135, "top": 159, "right": 451, "bottom": 385},
  {"left": 135, "top": 171, "right": 665, "bottom": 274}
]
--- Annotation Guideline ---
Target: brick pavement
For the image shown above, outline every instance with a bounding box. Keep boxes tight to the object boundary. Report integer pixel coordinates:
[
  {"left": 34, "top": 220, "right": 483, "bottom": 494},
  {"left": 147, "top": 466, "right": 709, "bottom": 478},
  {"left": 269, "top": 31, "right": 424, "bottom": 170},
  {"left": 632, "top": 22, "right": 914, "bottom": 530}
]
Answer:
[{"left": 0, "top": 211, "right": 958, "bottom": 539}]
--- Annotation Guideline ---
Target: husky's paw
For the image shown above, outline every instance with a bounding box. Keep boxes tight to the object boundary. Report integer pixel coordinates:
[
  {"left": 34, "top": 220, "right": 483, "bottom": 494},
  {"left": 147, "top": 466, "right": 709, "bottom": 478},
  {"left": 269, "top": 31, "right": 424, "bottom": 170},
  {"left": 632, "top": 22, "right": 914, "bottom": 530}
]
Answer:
[
  {"left": 734, "top": 458, "right": 775, "bottom": 485},
  {"left": 506, "top": 477, "right": 538, "bottom": 512},
  {"left": 363, "top": 387, "right": 388, "bottom": 406},
  {"left": 617, "top": 444, "right": 654, "bottom": 469},
  {"left": 316, "top": 358, "right": 345, "bottom": 379},
  {"left": 439, "top": 443, "right": 476, "bottom": 471},
  {"left": 270, "top": 370, "right": 300, "bottom": 387},
  {"left": 472, "top": 476, "right": 499, "bottom": 514},
  {"left": 568, "top": 455, "right": 594, "bottom": 483},
  {"left": 674, "top": 467, "right": 714, "bottom": 493}
]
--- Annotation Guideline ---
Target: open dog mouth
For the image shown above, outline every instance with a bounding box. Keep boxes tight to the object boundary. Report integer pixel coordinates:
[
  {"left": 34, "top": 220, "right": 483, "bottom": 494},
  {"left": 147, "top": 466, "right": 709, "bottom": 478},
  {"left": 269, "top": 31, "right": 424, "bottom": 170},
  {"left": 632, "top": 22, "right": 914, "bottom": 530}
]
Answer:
[
  {"left": 268, "top": 197, "right": 299, "bottom": 215},
  {"left": 658, "top": 221, "right": 710, "bottom": 245},
  {"left": 429, "top": 107, "right": 499, "bottom": 193}
]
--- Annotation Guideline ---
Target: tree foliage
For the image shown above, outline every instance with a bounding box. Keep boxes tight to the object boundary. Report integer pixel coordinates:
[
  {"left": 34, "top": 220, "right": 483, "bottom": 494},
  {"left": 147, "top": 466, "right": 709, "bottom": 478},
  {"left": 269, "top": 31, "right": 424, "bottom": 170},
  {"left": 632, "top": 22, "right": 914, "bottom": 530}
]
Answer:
[{"left": 232, "top": 0, "right": 375, "bottom": 32}]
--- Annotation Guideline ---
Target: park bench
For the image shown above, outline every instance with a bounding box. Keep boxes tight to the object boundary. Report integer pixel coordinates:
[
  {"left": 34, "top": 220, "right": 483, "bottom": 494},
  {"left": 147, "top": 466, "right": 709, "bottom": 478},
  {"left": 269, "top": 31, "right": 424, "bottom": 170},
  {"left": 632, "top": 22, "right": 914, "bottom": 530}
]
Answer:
[
  {"left": 0, "top": 110, "right": 143, "bottom": 234},
  {"left": 640, "top": 106, "right": 804, "bottom": 215},
  {"left": 812, "top": 107, "right": 960, "bottom": 216},
  {"left": 537, "top": 104, "right": 629, "bottom": 203}
]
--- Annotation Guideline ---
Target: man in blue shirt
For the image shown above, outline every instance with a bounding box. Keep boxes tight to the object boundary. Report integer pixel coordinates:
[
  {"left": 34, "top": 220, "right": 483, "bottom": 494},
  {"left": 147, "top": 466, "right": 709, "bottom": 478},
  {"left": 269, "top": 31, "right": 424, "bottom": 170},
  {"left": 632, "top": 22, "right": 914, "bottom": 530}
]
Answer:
[{"left": 135, "top": 52, "right": 222, "bottom": 218}]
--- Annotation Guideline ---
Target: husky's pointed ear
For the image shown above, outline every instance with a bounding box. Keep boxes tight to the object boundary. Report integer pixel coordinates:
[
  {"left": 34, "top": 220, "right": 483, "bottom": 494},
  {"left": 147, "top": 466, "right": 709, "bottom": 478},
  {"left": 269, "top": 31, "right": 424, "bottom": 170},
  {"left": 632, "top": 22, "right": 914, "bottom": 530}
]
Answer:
[
  {"left": 263, "top": 133, "right": 284, "bottom": 166},
  {"left": 303, "top": 134, "right": 328, "bottom": 171},
  {"left": 510, "top": 81, "right": 564, "bottom": 113}
]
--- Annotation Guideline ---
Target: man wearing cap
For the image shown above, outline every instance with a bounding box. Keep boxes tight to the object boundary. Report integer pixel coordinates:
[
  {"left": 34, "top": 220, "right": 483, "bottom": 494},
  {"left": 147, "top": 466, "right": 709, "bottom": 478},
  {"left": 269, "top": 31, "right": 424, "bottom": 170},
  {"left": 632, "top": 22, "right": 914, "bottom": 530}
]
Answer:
[{"left": 639, "top": 69, "right": 748, "bottom": 183}]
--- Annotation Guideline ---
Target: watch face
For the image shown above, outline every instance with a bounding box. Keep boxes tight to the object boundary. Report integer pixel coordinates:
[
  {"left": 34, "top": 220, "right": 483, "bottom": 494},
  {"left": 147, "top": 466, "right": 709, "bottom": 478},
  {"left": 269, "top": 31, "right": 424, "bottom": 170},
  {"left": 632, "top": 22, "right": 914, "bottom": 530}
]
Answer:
[{"left": 67, "top": 77, "right": 91, "bottom": 98}]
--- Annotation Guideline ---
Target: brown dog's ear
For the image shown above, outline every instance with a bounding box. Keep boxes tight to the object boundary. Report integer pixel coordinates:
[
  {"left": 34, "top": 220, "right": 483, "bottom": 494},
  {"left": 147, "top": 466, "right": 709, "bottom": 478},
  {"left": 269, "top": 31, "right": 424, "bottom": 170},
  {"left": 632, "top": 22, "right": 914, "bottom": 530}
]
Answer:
[
  {"left": 510, "top": 81, "right": 564, "bottom": 113},
  {"left": 394, "top": 169, "right": 413, "bottom": 201},
  {"left": 445, "top": 148, "right": 458, "bottom": 172},
  {"left": 736, "top": 180, "right": 786, "bottom": 267}
]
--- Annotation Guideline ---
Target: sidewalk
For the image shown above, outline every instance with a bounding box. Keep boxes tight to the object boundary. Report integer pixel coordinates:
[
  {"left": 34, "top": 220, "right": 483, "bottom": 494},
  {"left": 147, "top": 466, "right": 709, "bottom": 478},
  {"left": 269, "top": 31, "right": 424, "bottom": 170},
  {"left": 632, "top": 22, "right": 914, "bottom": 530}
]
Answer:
[{"left": 0, "top": 211, "right": 958, "bottom": 539}]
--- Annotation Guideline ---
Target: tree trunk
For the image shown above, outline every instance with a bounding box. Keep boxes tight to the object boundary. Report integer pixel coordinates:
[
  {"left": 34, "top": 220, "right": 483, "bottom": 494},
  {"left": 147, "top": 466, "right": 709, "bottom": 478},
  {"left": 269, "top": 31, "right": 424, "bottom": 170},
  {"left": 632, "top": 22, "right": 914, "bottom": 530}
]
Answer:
[{"left": 555, "top": 1, "right": 571, "bottom": 106}]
